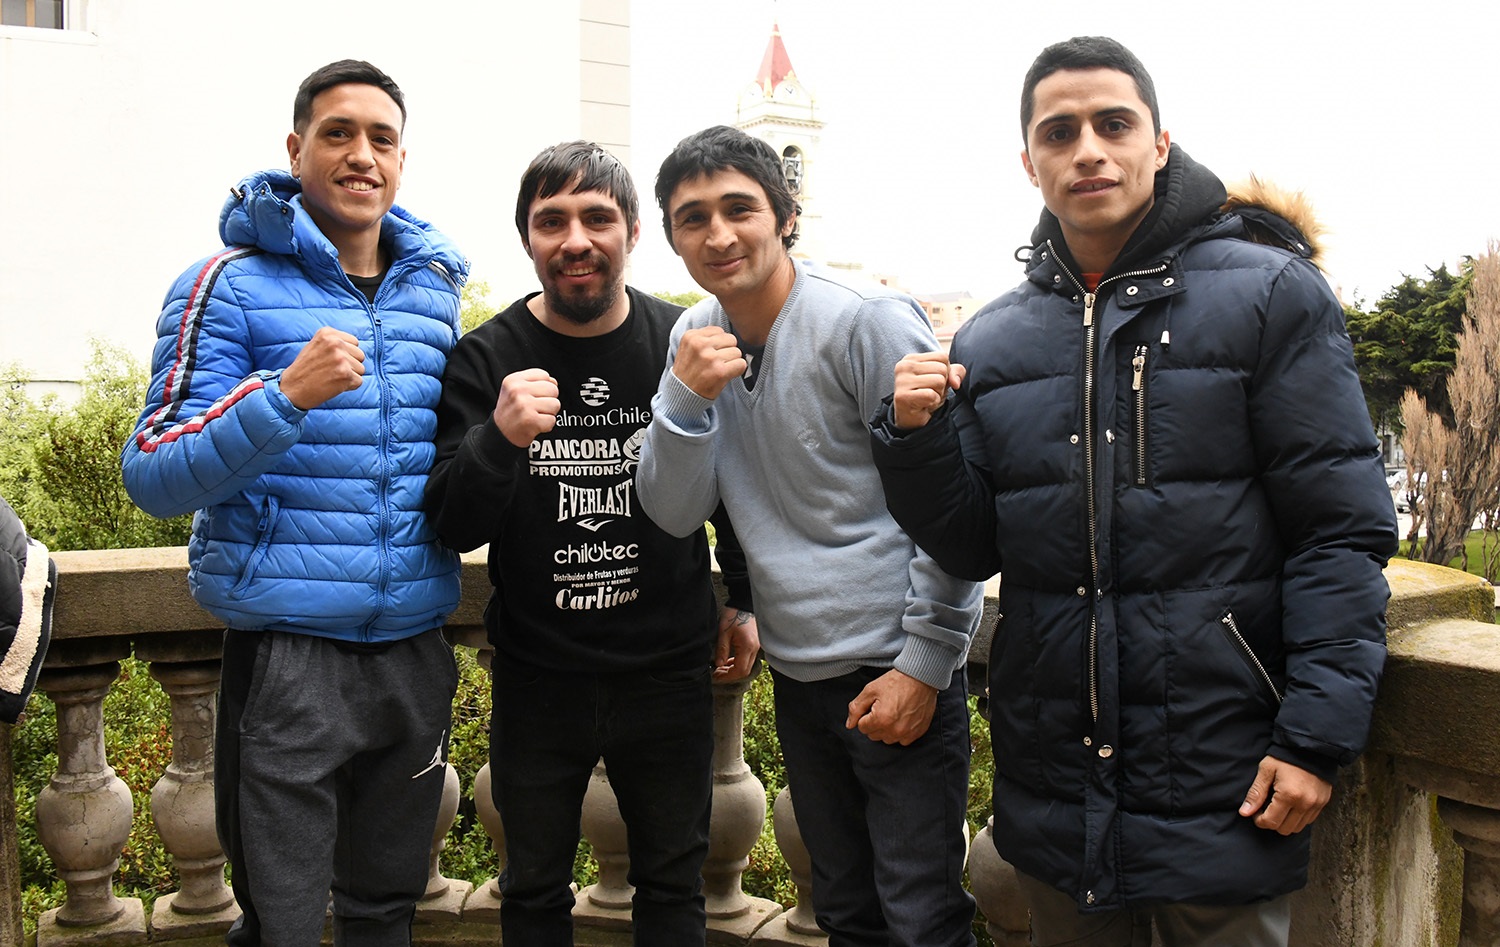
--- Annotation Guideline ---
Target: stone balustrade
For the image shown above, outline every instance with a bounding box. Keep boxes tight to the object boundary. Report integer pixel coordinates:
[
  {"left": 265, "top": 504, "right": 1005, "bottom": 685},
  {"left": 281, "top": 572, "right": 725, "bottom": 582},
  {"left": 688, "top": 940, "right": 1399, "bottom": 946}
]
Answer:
[{"left": 2, "top": 551, "right": 1495, "bottom": 946}]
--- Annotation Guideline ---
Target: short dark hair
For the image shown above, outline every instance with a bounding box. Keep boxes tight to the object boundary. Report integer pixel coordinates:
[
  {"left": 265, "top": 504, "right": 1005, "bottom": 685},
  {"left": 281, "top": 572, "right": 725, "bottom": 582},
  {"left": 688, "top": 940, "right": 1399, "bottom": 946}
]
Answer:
[
  {"left": 293, "top": 60, "right": 406, "bottom": 135},
  {"left": 514, "top": 141, "right": 639, "bottom": 247},
  {"left": 1020, "top": 37, "right": 1159, "bottom": 143},
  {"left": 654, "top": 125, "right": 800, "bottom": 251}
]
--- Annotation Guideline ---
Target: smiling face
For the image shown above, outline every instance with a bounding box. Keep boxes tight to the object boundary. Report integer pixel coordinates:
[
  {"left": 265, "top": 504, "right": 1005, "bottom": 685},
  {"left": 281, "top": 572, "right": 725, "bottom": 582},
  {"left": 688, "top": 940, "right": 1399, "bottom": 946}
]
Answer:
[
  {"left": 666, "top": 167, "right": 796, "bottom": 323},
  {"left": 525, "top": 181, "right": 639, "bottom": 332},
  {"left": 287, "top": 82, "right": 405, "bottom": 265},
  {"left": 1021, "top": 67, "right": 1169, "bottom": 273}
]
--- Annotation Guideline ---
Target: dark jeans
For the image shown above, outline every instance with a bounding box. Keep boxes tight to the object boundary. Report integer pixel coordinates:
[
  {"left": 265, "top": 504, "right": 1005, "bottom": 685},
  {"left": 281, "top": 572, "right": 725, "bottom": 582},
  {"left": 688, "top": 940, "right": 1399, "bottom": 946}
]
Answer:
[
  {"left": 491, "top": 654, "right": 714, "bottom": 947},
  {"left": 772, "top": 666, "right": 977, "bottom": 947},
  {"left": 218, "top": 628, "right": 458, "bottom": 947}
]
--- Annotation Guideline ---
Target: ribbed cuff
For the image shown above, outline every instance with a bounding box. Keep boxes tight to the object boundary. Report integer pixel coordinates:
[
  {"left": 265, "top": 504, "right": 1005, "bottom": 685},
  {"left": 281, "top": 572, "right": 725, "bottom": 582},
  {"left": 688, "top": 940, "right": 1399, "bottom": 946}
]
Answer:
[{"left": 892, "top": 633, "right": 963, "bottom": 691}]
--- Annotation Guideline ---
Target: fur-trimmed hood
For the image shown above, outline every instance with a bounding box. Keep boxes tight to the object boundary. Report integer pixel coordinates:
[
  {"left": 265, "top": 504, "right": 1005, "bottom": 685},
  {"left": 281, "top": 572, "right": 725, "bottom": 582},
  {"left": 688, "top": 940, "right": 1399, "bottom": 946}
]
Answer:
[{"left": 1222, "top": 175, "right": 1327, "bottom": 270}]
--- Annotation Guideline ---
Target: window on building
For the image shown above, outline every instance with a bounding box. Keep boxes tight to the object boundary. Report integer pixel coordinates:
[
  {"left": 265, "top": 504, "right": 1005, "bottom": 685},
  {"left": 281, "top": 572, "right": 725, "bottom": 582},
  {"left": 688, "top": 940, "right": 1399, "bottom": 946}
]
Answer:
[
  {"left": 1, "top": 0, "right": 64, "bottom": 27},
  {"left": 781, "top": 147, "right": 804, "bottom": 195}
]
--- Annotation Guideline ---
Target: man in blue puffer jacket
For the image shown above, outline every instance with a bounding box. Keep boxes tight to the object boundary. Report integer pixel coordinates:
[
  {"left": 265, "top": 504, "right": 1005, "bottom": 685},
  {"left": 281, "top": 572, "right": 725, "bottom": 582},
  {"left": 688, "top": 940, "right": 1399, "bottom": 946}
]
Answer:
[
  {"left": 870, "top": 37, "right": 1397, "bottom": 947},
  {"left": 122, "top": 60, "right": 466, "bottom": 946}
]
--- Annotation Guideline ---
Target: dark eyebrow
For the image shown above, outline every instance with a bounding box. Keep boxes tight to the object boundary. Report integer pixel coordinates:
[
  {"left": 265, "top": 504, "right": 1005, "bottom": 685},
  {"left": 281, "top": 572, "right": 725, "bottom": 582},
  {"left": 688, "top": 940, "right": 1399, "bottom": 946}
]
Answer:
[
  {"left": 1035, "top": 104, "right": 1142, "bottom": 130},
  {"left": 531, "top": 201, "right": 620, "bottom": 223},
  {"left": 670, "top": 198, "right": 706, "bottom": 223},
  {"left": 319, "top": 115, "right": 400, "bottom": 136}
]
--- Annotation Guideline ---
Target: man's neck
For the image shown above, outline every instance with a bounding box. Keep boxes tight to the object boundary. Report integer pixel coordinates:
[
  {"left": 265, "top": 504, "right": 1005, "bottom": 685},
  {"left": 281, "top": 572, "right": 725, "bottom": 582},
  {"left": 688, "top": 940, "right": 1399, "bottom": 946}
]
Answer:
[
  {"left": 527, "top": 286, "right": 631, "bottom": 338},
  {"left": 1062, "top": 235, "right": 1123, "bottom": 278},
  {"left": 307, "top": 207, "right": 387, "bottom": 278},
  {"left": 339, "top": 241, "right": 386, "bottom": 279},
  {"left": 720, "top": 256, "right": 796, "bottom": 346}
]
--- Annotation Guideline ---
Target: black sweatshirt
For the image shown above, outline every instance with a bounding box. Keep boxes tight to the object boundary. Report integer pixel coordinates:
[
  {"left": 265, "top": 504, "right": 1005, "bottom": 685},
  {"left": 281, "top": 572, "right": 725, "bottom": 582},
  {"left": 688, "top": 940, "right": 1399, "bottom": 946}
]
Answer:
[{"left": 426, "top": 288, "right": 749, "bottom": 673}]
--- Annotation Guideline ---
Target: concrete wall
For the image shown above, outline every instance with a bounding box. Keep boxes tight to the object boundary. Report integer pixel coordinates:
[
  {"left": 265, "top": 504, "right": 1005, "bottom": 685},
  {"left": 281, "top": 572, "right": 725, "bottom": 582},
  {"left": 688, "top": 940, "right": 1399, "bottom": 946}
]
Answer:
[{"left": 0, "top": 0, "right": 627, "bottom": 384}]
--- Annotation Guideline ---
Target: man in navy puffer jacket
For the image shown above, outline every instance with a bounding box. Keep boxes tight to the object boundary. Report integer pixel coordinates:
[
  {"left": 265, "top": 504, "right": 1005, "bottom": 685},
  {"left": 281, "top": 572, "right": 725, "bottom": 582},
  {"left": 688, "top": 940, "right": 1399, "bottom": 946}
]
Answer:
[
  {"left": 122, "top": 60, "right": 466, "bottom": 946},
  {"left": 871, "top": 37, "right": 1397, "bottom": 947}
]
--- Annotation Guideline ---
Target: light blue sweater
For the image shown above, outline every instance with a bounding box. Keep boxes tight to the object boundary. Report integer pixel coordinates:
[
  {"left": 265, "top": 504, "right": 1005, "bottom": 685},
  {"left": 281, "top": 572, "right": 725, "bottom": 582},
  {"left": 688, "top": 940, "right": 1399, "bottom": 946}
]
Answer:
[{"left": 636, "top": 261, "right": 981, "bottom": 688}]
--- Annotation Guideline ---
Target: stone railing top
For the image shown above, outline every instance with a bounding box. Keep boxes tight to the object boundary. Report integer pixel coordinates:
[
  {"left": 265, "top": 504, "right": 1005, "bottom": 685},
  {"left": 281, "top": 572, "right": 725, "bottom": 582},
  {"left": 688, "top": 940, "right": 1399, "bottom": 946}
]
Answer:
[{"left": 1372, "top": 558, "right": 1499, "bottom": 808}]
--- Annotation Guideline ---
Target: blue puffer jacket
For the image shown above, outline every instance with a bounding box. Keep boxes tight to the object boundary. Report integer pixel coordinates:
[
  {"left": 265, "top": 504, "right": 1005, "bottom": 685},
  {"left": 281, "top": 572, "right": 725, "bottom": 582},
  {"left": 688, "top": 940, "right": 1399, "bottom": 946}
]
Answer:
[
  {"left": 872, "top": 148, "right": 1397, "bottom": 908},
  {"left": 122, "top": 170, "right": 467, "bottom": 642}
]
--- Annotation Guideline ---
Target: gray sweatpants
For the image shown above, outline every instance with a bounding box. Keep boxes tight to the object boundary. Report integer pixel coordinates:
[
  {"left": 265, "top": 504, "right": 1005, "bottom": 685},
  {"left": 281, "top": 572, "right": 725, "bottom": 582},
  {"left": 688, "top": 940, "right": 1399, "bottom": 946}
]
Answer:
[
  {"left": 1017, "top": 871, "right": 1292, "bottom": 947},
  {"left": 217, "top": 628, "right": 458, "bottom": 946}
]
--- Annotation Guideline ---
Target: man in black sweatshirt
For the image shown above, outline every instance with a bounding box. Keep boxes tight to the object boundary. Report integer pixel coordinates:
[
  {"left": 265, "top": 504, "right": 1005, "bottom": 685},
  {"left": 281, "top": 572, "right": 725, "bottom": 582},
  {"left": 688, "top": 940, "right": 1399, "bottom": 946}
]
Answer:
[{"left": 424, "top": 141, "right": 756, "bottom": 947}]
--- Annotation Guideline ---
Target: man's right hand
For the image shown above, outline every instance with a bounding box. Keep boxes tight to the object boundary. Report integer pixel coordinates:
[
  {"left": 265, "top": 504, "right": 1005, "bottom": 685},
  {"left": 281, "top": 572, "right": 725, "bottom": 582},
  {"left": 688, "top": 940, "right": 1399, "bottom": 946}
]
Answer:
[
  {"left": 672, "top": 326, "right": 746, "bottom": 400},
  {"left": 280, "top": 327, "right": 366, "bottom": 410},
  {"left": 893, "top": 351, "right": 965, "bottom": 430},
  {"left": 494, "top": 368, "right": 561, "bottom": 447}
]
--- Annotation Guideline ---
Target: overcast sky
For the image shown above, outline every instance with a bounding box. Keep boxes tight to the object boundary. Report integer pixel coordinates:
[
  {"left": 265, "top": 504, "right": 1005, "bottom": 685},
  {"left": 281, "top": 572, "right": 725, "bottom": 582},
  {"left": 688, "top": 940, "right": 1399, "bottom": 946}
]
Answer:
[{"left": 626, "top": 0, "right": 1498, "bottom": 308}]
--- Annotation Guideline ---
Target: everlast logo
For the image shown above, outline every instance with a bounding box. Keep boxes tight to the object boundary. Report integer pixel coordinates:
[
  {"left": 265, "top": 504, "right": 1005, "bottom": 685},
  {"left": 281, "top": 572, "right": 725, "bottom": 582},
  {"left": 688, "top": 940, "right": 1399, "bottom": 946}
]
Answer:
[{"left": 557, "top": 481, "right": 633, "bottom": 525}]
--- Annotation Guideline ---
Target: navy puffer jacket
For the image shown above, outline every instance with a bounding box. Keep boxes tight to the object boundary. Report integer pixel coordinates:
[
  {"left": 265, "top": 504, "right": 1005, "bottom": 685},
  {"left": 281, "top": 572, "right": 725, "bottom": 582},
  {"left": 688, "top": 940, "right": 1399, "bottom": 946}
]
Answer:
[
  {"left": 122, "top": 170, "right": 467, "bottom": 641},
  {"left": 872, "top": 148, "right": 1396, "bottom": 908}
]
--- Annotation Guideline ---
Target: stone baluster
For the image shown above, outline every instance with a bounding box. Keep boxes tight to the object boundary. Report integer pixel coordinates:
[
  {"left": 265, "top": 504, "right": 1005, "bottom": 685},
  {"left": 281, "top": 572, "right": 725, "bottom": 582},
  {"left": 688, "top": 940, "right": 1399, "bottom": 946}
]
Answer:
[
  {"left": 458, "top": 639, "right": 504, "bottom": 925},
  {"left": 416, "top": 762, "right": 472, "bottom": 924},
  {"left": 1436, "top": 798, "right": 1500, "bottom": 946},
  {"left": 967, "top": 817, "right": 1029, "bottom": 946},
  {"left": 33, "top": 658, "right": 145, "bottom": 944},
  {"left": 143, "top": 654, "right": 237, "bottom": 939},
  {"left": 464, "top": 760, "right": 506, "bottom": 924},
  {"left": 705, "top": 671, "right": 781, "bottom": 938},
  {"left": 576, "top": 761, "right": 633, "bottom": 931},
  {"left": 762, "top": 785, "right": 824, "bottom": 943}
]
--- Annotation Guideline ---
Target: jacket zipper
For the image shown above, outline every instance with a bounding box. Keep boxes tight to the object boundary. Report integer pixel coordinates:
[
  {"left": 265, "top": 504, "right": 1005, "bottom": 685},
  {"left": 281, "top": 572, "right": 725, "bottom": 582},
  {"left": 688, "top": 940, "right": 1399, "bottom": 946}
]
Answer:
[
  {"left": 356, "top": 271, "right": 403, "bottom": 641},
  {"left": 1049, "top": 243, "right": 1168, "bottom": 724},
  {"left": 1132, "top": 344, "right": 1149, "bottom": 487},
  {"left": 1221, "top": 612, "right": 1284, "bottom": 705}
]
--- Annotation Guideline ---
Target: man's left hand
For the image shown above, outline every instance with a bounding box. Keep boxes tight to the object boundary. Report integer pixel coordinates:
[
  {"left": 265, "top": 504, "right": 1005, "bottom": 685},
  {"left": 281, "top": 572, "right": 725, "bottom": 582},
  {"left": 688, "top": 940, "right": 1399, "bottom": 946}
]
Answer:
[
  {"left": 845, "top": 669, "right": 938, "bottom": 745},
  {"left": 713, "top": 607, "right": 759, "bottom": 682},
  {"left": 1238, "top": 756, "right": 1333, "bottom": 835}
]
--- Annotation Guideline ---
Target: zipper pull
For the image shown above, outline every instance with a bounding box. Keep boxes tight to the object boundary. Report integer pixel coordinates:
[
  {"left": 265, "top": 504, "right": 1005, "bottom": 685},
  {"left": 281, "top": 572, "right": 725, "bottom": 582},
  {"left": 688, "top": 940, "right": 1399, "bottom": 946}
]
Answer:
[
  {"left": 1132, "top": 345, "right": 1146, "bottom": 391},
  {"left": 1083, "top": 292, "right": 1096, "bottom": 328}
]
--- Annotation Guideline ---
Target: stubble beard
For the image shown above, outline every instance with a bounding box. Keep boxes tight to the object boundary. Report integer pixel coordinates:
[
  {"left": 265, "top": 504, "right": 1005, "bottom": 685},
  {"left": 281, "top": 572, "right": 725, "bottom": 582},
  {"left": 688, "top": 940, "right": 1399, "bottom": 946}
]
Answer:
[{"left": 544, "top": 262, "right": 622, "bottom": 327}]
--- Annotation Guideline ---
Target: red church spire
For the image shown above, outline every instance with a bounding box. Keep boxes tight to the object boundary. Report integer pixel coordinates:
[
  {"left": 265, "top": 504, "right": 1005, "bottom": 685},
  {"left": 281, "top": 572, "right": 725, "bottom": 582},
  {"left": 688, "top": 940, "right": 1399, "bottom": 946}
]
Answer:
[{"left": 754, "top": 22, "right": 797, "bottom": 95}]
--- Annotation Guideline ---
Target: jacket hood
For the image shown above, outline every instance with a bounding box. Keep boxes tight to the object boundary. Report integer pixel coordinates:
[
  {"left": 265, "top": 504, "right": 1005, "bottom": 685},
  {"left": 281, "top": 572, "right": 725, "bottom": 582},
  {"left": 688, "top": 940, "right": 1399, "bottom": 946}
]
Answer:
[
  {"left": 1221, "top": 175, "right": 1326, "bottom": 269},
  {"left": 1026, "top": 143, "right": 1227, "bottom": 278},
  {"left": 218, "top": 168, "right": 469, "bottom": 286}
]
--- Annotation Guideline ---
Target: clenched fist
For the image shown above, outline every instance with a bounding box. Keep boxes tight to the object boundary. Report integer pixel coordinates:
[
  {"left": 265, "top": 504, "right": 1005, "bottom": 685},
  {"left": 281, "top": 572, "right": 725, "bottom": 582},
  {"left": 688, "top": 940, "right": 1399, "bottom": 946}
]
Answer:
[
  {"left": 494, "top": 368, "right": 561, "bottom": 447},
  {"left": 280, "top": 327, "right": 365, "bottom": 410},
  {"left": 672, "top": 326, "right": 747, "bottom": 400},
  {"left": 893, "top": 351, "right": 966, "bottom": 430}
]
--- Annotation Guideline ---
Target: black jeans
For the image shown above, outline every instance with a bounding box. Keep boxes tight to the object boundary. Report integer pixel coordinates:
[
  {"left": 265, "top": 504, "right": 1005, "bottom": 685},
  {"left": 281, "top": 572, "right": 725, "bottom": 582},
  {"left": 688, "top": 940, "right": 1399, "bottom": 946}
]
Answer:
[
  {"left": 771, "top": 666, "right": 977, "bottom": 947},
  {"left": 491, "top": 654, "right": 714, "bottom": 946}
]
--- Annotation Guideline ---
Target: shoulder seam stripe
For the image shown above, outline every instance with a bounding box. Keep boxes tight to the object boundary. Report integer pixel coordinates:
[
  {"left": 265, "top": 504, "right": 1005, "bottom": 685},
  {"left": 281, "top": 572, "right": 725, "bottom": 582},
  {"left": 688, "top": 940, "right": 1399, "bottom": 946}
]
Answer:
[{"left": 146, "top": 246, "right": 261, "bottom": 436}]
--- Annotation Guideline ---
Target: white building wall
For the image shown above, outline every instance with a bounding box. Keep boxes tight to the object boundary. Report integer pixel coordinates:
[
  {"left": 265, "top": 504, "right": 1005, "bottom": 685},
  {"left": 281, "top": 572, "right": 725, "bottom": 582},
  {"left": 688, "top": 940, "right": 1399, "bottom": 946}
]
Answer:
[{"left": 0, "top": 0, "right": 624, "bottom": 386}]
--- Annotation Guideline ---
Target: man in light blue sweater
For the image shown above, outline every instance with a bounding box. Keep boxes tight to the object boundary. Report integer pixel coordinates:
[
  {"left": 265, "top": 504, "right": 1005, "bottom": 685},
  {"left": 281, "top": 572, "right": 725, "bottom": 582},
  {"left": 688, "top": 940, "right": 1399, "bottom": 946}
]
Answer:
[{"left": 635, "top": 125, "right": 983, "bottom": 947}]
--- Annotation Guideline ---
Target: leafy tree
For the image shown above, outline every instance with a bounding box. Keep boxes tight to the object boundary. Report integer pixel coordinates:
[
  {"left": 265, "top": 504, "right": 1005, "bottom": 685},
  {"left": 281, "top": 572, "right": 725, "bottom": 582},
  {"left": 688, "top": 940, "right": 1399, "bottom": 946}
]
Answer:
[
  {"left": 653, "top": 290, "right": 705, "bottom": 309},
  {"left": 0, "top": 342, "right": 192, "bottom": 551},
  {"left": 460, "top": 279, "right": 496, "bottom": 335},
  {"left": 1400, "top": 245, "right": 1500, "bottom": 575},
  {"left": 1346, "top": 264, "right": 1469, "bottom": 431}
]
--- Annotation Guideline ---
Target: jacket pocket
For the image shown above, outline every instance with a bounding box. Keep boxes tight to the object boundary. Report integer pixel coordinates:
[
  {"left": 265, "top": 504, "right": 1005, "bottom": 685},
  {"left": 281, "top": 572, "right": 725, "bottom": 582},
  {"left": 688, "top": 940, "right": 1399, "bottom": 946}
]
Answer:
[
  {"left": 1131, "top": 343, "right": 1150, "bottom": 487},
  {"left": 1219, "top": 610, "right": 1282, "bottom": 706},
  {"left": 231, "top": 494, "right": 281, "bottom": 597}
]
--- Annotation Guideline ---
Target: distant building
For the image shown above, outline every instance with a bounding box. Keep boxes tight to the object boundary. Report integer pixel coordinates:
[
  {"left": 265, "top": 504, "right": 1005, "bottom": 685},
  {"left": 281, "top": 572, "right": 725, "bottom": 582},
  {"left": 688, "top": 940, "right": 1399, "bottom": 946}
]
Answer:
[
  {"left": 735, "top": 23, "right": 824, "bottom": 262},
  {"left": 913, "top": 291, "right": 983, "bottom": 347}
]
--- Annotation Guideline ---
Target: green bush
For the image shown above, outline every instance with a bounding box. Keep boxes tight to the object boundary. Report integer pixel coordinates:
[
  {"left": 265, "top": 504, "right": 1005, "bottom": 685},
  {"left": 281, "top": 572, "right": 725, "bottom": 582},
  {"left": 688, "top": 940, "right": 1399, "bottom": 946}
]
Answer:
[
  {"left": 18, "top": 654, "right": 1001, "bottom": 941},
  {"left": 1, "top": 341, "right": 192, "bottom": 552}
]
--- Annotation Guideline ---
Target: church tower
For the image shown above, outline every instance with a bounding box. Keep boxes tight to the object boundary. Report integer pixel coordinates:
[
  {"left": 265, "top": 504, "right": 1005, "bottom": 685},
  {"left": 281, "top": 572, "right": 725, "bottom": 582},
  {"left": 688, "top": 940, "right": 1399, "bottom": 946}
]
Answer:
[{"left": 735, "top": 23, "right": 825, "bottom": 261}]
